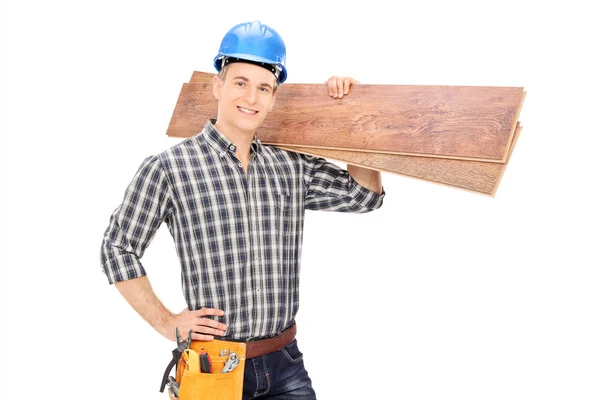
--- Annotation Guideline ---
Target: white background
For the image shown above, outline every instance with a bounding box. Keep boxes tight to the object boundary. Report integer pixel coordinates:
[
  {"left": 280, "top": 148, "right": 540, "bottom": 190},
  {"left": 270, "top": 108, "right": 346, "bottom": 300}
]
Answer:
[{"left": 2, "top": 1, "right": 599, "bottom": 399}]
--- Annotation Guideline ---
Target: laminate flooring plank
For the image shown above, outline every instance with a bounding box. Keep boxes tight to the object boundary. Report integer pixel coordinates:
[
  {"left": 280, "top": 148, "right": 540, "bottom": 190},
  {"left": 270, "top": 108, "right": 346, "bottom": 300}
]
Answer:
[
  {"left": 169, "top": 71, "right": 525, "bottom": 162},
  {"left": 275, "top": 123, "right": 523, "bottom": 196},
  {"left": 172, "top": 72, "right": 524, "bottom": 195},
  {"left": 490, "top": 123, "right": 523, "bottom": 197}
]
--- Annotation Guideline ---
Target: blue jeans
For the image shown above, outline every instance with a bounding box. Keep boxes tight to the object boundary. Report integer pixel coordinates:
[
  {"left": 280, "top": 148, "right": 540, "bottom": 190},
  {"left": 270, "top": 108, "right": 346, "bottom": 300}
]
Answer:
[{"left": 242, "top": 339, "right": 317, "bottom": 399}]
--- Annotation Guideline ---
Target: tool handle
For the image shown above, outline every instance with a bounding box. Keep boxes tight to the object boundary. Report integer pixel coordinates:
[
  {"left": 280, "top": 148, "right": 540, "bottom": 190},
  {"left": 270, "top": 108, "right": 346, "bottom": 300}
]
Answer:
[{"left": 200, "top": 352, "right": 212, "bottom": 373}]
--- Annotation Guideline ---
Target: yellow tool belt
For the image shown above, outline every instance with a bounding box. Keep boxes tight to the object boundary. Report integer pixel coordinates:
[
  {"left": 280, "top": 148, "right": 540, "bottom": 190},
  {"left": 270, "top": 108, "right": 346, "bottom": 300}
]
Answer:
[
  {"left": 162, "top": 323, "right": 296, "bottom": 400},
  {"left": 169, "top": 339, "right": 247, "bottom": 400}
]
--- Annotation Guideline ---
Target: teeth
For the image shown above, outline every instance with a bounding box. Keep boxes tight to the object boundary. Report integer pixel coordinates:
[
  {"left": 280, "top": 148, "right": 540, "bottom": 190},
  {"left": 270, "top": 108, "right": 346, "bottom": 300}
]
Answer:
[{"left": 238, "top": 106, "right": 257, "bottom": 114}]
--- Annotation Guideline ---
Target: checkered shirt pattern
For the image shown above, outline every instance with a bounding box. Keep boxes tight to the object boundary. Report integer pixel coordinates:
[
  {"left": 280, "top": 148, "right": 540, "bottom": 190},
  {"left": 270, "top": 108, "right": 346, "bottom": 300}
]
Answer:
[{"left": 100, "top": 119, "right": 385, "bottom": 340}]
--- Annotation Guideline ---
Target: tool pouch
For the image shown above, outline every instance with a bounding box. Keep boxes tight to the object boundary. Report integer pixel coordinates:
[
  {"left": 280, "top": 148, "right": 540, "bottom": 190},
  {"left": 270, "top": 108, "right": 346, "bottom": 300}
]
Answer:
[{"left": 169, "top": 340, "right": 246, "bottom": 400}]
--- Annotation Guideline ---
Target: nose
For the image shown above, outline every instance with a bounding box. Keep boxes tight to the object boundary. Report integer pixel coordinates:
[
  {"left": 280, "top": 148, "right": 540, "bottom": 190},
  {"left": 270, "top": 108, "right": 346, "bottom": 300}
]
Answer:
[{"left": 243, "top": 86, "right": 257, "bottom": 104}]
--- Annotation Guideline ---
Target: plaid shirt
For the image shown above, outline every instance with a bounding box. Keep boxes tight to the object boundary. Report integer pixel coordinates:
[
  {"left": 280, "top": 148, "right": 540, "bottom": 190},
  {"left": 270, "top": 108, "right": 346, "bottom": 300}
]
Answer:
[{"left": 100, "top": 119, "right": 385, "bottom": 340}]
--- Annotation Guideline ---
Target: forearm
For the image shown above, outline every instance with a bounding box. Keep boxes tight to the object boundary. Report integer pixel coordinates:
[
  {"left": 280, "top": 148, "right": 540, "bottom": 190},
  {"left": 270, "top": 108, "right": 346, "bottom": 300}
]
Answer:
[
  {"left": 347, "top": 164, "right": 383, "bottom": 194},
  {"left": 114, "top": 275, "right": 174, "bottom": 339}
]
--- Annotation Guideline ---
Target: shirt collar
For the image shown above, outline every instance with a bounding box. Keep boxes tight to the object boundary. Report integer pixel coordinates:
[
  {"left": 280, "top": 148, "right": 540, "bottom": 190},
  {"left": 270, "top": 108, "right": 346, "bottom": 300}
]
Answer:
[{"left": 202, "top": 119, "right": 263, "bottom": 157}]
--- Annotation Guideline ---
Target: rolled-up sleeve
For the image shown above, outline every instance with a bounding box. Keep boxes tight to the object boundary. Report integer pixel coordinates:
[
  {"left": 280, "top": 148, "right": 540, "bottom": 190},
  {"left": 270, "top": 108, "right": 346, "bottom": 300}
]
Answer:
[
  {"left": 100, "top": 155, "right": 174, "bottom": 284},
  {"left": 301, "top": 154, "right": 385, "bottom": 213}
]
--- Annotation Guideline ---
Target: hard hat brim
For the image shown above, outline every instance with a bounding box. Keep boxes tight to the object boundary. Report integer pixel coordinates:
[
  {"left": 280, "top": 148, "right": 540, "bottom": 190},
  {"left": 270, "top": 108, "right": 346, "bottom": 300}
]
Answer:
[{"left": 214, "top": 53, "right": 287, "bottom": 83}]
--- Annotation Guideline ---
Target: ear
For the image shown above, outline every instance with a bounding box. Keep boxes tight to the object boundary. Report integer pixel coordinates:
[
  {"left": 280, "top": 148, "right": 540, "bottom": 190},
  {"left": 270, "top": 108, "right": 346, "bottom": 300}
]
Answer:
[
  {"left": 268, "top": 87, "right": 278, "bottom": 111},
  {"left": 213, "top": 75, "right": 222, "bottom": 100}
]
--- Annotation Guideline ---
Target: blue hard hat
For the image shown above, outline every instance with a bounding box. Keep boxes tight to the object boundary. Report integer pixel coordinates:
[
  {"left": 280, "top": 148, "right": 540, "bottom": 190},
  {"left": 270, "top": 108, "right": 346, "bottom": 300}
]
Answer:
[{"left": 213, "top": 20, "right": 288, "bottom": 84}]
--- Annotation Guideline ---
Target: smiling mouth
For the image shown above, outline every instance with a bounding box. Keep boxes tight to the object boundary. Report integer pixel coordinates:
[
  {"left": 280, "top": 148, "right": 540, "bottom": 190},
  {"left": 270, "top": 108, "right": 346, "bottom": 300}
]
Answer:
[{"left": 237, "top": 106, "right": 258, "bottom": 115}]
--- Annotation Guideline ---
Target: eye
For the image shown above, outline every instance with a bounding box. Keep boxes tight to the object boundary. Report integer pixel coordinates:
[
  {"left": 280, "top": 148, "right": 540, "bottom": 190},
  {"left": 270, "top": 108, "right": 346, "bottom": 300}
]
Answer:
[
  {"left": 259, "top": 87, "right": 269, "bottom": 93},
  {"left": 236, "top": 81, "right": 245, "bottom": 87}
]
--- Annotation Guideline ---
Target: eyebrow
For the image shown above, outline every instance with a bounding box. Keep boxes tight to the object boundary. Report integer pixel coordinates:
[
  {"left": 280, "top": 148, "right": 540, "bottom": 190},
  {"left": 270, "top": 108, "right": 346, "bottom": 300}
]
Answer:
[{"left": 232, "top": 76, "right": 274, "bottom": 91}]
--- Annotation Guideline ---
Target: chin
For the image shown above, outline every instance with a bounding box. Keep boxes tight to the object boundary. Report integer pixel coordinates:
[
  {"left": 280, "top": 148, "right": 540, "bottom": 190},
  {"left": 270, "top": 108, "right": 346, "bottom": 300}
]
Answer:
[{"left": 236, "top": 118, "right": 264, "bottom": 133}]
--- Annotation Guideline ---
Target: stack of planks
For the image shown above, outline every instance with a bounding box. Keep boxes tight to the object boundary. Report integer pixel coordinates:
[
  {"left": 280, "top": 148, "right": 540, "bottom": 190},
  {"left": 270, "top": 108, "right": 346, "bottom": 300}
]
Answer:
[{"left": 166, "top": 71, "right": 526, "bottom": 196}]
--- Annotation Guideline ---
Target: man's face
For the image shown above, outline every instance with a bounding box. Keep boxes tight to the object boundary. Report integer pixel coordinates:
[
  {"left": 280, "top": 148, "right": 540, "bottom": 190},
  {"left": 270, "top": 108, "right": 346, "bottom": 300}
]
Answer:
[{"left": 213, "top": 62, "right": 278, "bottom": 135}]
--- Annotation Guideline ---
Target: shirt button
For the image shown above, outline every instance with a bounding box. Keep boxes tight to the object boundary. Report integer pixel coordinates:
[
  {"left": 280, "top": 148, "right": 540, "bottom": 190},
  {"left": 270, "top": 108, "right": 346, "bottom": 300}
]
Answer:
[
  {"left": 255, "top": 256, "right": 260, "bottom": 261},
  {"left": 252, "top": 224, "right": 257, "bottom": 229},
  {"left": 238, "top": 162, "right": 242, "bottom": 167},
  {"left": 229, "top": 145, "right": 235, "bottom": 151}
]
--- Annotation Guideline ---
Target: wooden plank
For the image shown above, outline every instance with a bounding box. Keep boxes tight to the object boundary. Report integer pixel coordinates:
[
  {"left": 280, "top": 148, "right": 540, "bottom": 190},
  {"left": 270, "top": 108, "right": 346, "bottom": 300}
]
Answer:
[
  {"left": 490, "top": 122, "right": 523, "bottom": 197},
  {"left": 190, "top": 70, "right": 206, "bottom": 82},
  {"left": 178, "top": 71, "right": 524, "bottom": 195},
  {"left": 275, "top": 123, "right": 523, "bottom": 197},
  {"left": 168, "top": 71, "right": 525, "bottom": 162}
]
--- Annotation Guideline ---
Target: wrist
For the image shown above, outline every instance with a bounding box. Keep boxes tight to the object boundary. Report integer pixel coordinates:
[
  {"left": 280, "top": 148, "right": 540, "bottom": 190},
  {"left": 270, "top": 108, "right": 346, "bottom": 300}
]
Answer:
[{"left": 158, "top": 311, "right": 176, "bottom": 341}]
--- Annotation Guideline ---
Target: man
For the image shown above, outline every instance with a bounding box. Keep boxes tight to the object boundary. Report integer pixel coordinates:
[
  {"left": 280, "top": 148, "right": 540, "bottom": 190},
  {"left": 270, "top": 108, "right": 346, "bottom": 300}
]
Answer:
[{"left": 100, "top": 20, "right": 384, "bottom": 399}]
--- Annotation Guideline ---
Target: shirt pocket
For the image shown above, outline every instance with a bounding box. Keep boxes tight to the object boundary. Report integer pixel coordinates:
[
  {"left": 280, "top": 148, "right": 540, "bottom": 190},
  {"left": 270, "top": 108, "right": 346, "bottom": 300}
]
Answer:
[{"left": 274, "top": 193, "right": 291, "bottom": 236}]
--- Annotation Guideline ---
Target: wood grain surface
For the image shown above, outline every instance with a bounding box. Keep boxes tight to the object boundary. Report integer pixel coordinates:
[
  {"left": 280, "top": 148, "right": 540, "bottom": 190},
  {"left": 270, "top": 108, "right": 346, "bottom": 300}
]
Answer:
[
  {"left": 167, "top": 71, "right": 525, "bottom": 162},
  {"left": 275, "top": 123, "right": 522, "bottom": 197}
]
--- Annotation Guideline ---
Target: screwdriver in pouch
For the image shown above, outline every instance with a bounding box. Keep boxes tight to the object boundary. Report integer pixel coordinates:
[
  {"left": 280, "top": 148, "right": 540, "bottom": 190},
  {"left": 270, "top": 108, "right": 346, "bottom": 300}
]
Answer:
[{"left": 200, "top": 352, "right": 212, "bottom": 373}]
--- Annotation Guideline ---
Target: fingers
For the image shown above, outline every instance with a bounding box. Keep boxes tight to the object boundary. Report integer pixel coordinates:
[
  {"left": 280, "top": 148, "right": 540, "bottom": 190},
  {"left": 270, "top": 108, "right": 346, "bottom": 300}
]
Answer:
[
  {"left": 343, "top": 78, "right": 357, "bottom": 94},
  {"left": 189, "top": 317, "right": 227, "bottom": 342},
  {"left": 176, "top": 321, "right": 226, "bottom": 342},
  {"left": 191, "top": 332, "right": 216, "bottom": 341},
  {"left": 336, "top": 79, "right": 344, "bottom": 97},
  {"left": 171, "top": 307, "right": 228, "bottom": 342},
  {"left": 327, "top": 77, "right": 336, "bottom": 97},
  {"left": 193, "top": 308, "right": 227, "bottom": 334},
  {"left": 195, "top": 307, "right": 225, "bottom": 317},
  {"left": 195, "top": 321, "right": 227, "bottom": 336},
  {"left": 195, "top": 318, "right": 227, "bottom": 335},
  {"left": 343, "top": 79, "right": 350, "bottom": 95},
  {"left": 327, "top": 77, "right": 342, "bottom": 98},
  {"left": 326, "top": 76, "right": 358, "bottom": 98}
]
